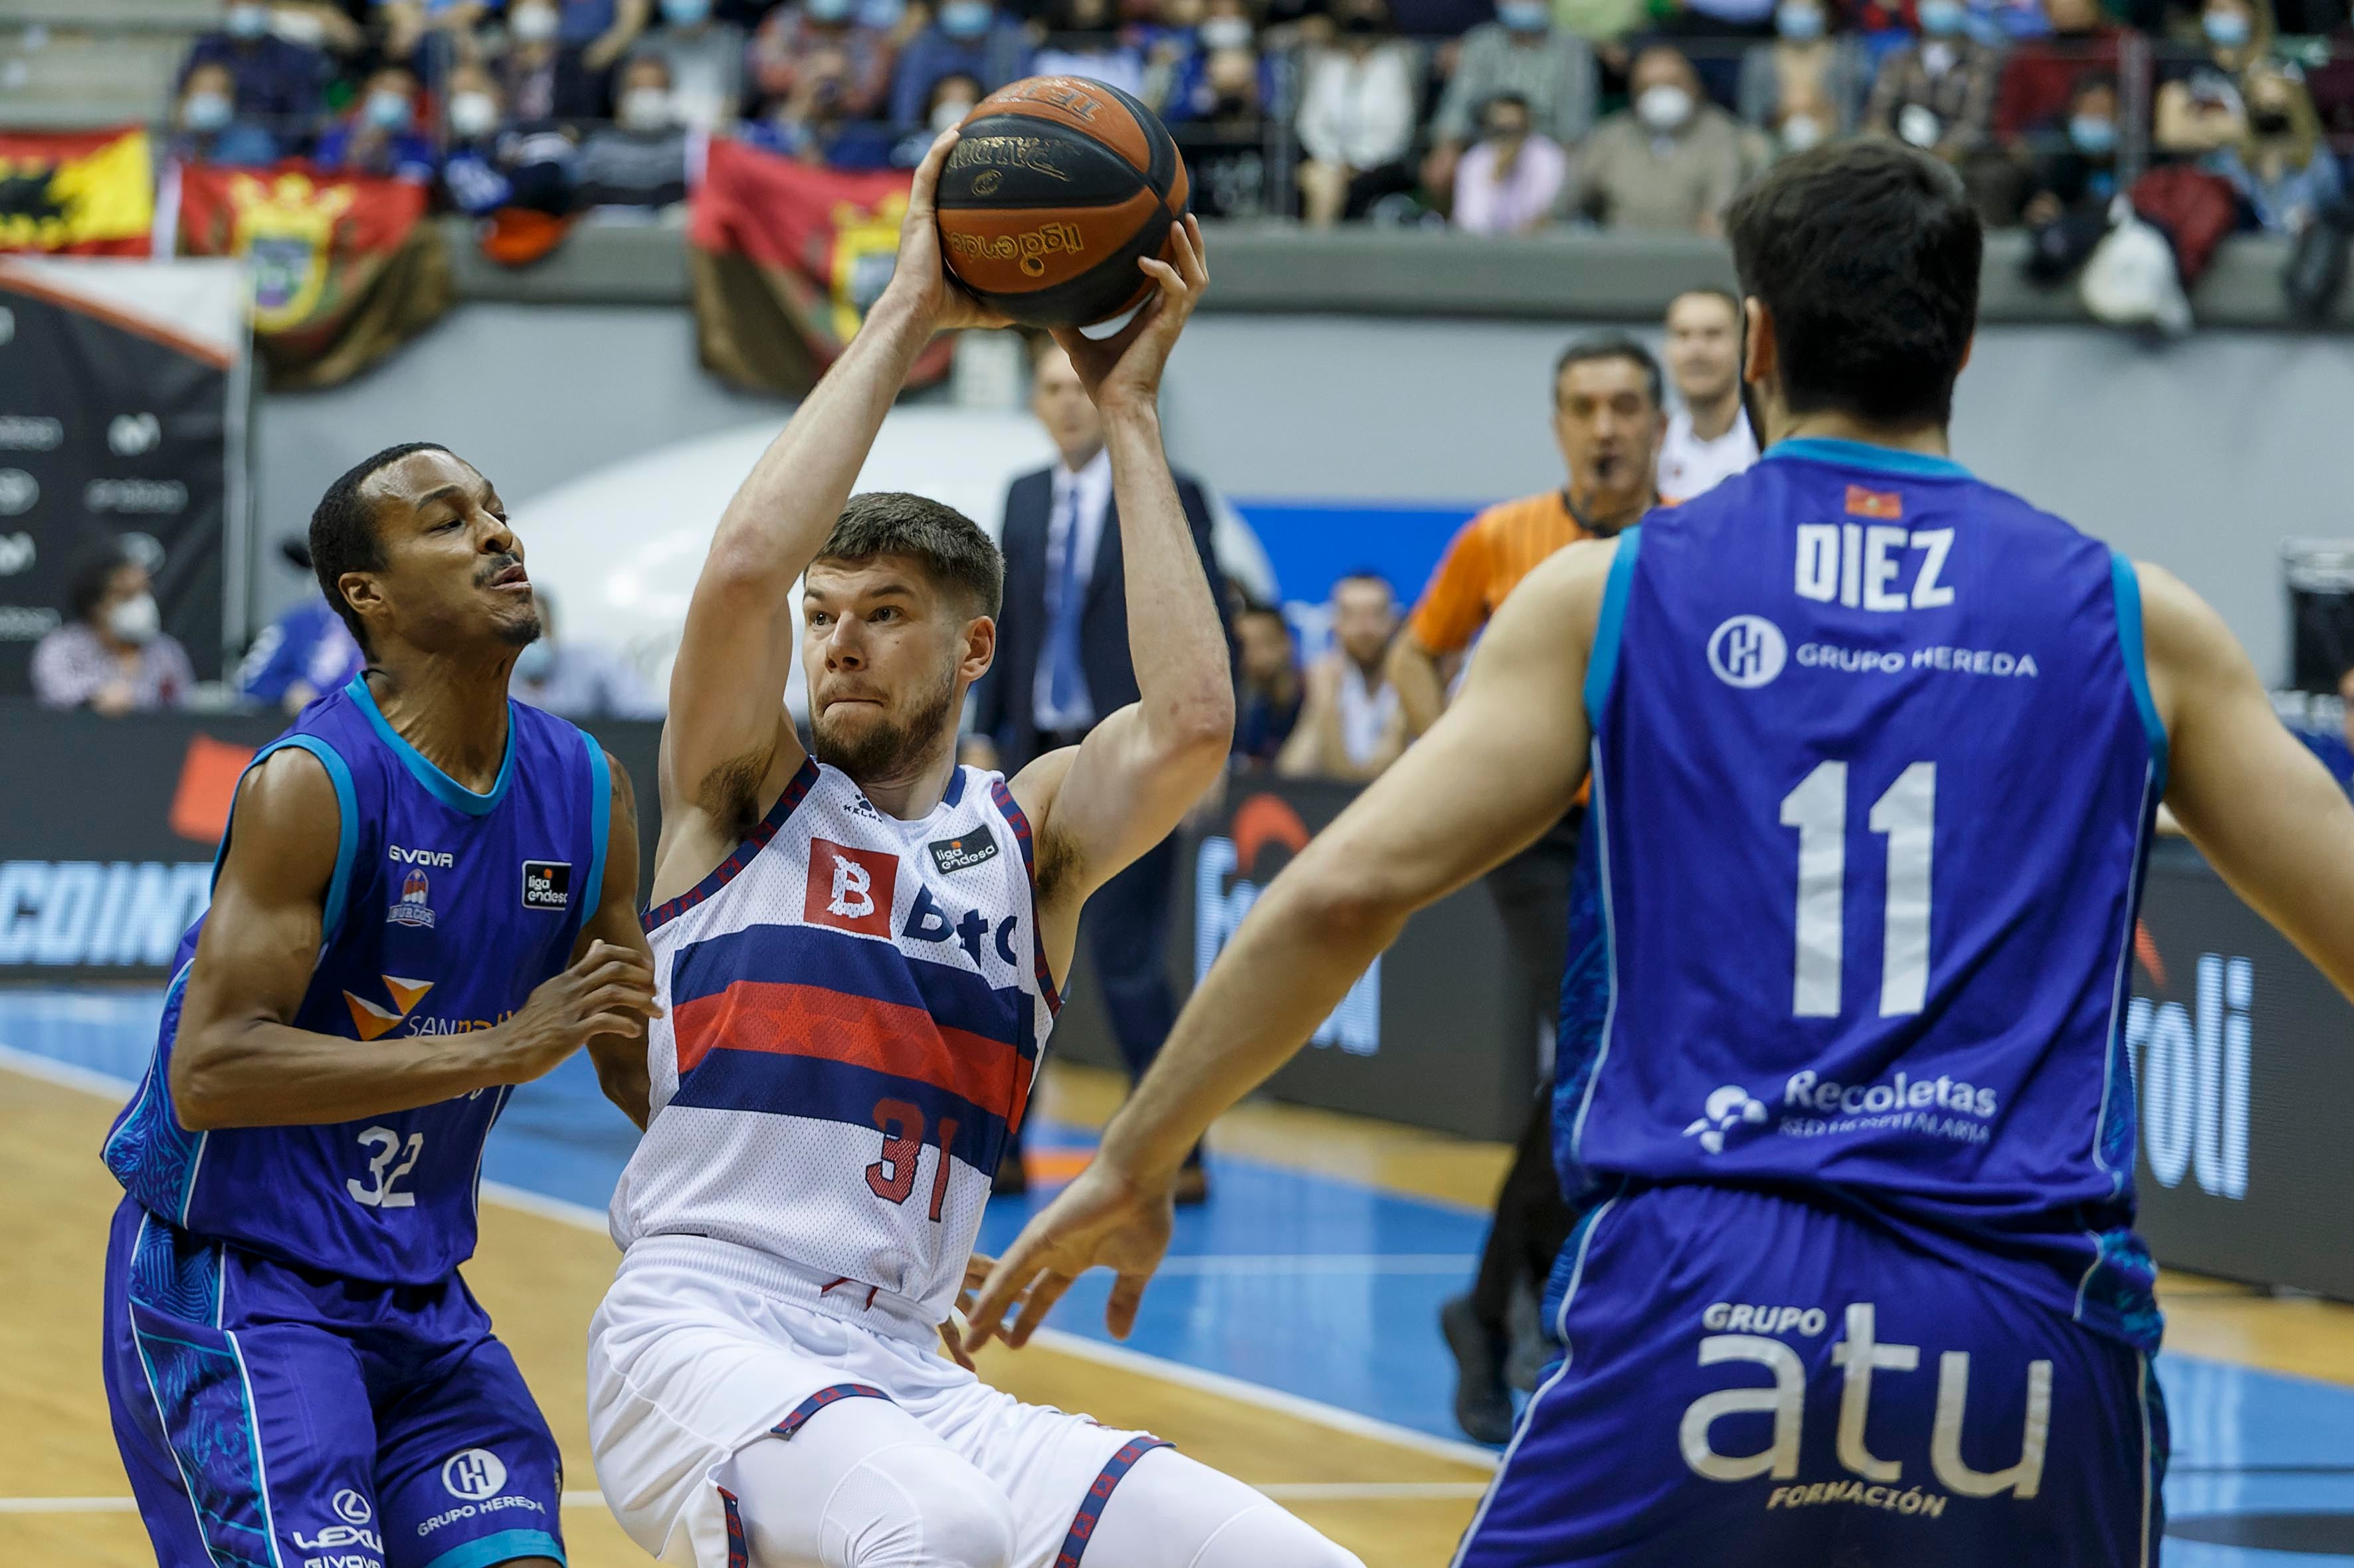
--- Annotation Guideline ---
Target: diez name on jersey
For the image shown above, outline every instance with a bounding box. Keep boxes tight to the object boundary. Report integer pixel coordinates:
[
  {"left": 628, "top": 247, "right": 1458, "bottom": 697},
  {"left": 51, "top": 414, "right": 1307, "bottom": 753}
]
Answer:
[{"left": 1795, "top": 523, "right": 1953, "bottom": 613}]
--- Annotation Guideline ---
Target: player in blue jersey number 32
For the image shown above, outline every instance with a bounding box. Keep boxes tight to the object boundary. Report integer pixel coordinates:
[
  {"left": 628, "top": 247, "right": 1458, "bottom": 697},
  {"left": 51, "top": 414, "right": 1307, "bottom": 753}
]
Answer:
[
  {"left": 975, "top": 139, "right": 2354, "bottom": 1566},
  {"left": 100, "top": 441, "right": 663, "bottom": 1568}
]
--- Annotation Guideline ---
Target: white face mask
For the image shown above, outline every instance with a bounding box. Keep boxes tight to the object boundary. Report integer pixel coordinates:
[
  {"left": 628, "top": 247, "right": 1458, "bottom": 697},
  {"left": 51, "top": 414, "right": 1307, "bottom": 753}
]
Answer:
[
  {"left": 619, "top": 86, "right": 675, "bottom": 130},
  {"left": 1635, "top": 83, "right": 1694, "bottom": 132},
  {"left": 225, "top": 3, "right": 270, "bottom": 39},
  {"left": 450, "top": 91, "right": 500, "bottom": 138},
  {"left": 510, "top": 4, "right": 560, "bottom": 41},
  {"left": 931, "top": 97, "right": 976, "bottom": 133},
  {"left": 1780, "top": 111, "right": 1824, "bottom": 149},
  {"left": 108, "top": 592, "right": 161, "bottom": 646},
  {"left": 1199, "top": 16, "right": 1252, "bottom": 48}
]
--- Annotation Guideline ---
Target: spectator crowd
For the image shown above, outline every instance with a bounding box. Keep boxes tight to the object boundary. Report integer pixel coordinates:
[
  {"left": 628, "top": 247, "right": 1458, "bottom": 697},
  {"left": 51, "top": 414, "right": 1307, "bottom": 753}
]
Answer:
[{"left": 157, "top": 0, "right": 2354, "bottom": 233}]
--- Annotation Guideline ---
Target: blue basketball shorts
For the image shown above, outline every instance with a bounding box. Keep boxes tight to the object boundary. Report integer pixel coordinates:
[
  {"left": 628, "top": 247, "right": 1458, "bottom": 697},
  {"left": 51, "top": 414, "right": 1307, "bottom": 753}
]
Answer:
[
  {"left": 1454, "top": 1184, "right": 2166, "bottom": 1568},
  {"left": 102, "top": 1196, "right": 566, "bottom": 1568}
]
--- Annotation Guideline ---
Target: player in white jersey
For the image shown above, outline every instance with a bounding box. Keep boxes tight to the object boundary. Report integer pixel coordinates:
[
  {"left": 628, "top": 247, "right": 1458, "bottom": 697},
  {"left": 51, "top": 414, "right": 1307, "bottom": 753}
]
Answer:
[{"left": 585, "top": 132, "right": 1365, "bottom": 1568}]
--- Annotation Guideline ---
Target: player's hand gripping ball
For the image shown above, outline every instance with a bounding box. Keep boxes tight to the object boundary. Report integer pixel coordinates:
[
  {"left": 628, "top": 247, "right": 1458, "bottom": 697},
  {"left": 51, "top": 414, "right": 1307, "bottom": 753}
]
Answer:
[{"left": 933, "top": 76, "right": 1192, "bottom": 329}]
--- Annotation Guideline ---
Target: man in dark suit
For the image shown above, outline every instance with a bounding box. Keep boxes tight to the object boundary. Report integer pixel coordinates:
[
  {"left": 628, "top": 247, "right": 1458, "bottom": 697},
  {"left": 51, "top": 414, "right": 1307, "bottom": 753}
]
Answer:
[{"left": 967, "top": 340, "right": 1228, "bottom": 1202}]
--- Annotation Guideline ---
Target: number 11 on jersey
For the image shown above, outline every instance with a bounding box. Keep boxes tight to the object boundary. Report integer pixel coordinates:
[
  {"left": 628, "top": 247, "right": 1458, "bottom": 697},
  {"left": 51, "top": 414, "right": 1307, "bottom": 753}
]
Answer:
[{"left": 1780, "top": 761, "right": 1937, "bottom": 1020}]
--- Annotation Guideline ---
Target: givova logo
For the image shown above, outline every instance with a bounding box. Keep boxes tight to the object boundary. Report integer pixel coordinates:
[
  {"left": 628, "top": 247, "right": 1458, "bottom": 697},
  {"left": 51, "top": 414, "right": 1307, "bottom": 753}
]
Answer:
[
  {"left": 0, "top": 861, "right": 211, "bottom": 967},
  {"left": 2125, "top": 939, "right": 2251, "bottom": 1200}
]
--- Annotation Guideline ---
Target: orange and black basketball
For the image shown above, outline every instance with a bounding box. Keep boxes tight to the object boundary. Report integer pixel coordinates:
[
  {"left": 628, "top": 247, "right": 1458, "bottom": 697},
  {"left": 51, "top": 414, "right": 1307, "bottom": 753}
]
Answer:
[{"left": 935, "top": 76, "right": 1191, "bottom": 329}]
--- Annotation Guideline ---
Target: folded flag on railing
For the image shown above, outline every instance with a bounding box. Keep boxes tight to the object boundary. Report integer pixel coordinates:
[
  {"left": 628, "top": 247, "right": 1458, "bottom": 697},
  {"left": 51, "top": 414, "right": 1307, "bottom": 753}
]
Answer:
[
  {"left": 0, "top": 128, "right": 155, "bottom": 256},
  {"left": 174, "top": 162, "right": 452, "bottom": 389},
  {"left": 688, "top": 136, "right": 954, "bottom": 397}
]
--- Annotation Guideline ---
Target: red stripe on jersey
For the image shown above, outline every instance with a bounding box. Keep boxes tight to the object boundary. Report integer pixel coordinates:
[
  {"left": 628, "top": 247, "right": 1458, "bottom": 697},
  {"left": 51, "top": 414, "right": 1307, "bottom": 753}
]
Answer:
[{"left": 673, "top": 980, "right": 1027, "bottom": 1115}]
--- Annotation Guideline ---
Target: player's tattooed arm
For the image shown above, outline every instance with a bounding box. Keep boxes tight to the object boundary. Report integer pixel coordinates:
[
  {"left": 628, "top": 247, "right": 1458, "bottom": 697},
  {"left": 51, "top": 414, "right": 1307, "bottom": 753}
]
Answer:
[
  {"left": 170, "top": 749, "right": 661, "bottom": 1128},
  {"left": 577, "top": 752, "right": 655, "bottom": 1131},
  {"left": 2140, "top": 561, "right": 2354, "bottom": 1003},
  {"left": 1012, "top": 219, "right": 1230, "bottom": 943},
  {"left": 664, "top": 130, "right": 1008, "bottom": 859},
  {"left": 969, "top": 541, "right": 1612, "bottom": 1351}
]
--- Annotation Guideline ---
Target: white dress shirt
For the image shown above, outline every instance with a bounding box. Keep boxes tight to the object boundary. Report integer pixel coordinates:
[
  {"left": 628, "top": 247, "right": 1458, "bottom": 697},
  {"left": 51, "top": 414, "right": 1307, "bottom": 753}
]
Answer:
[
  {"left": 1032, "top": 446, "right": 1114, "bottom": 734},
  {"left": 1657, "top": 404, "right": 1760, "bottom": 500}
]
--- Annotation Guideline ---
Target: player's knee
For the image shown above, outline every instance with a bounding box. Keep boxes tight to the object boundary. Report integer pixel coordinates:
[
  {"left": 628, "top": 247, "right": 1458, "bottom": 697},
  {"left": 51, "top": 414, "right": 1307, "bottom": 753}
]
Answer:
[
  {"left": 852, "top": 1444, "right": 1014, "bottom": 1568},
  {"left": 1193, "top": 1502, "right": 1365, "bottom": 1568}
]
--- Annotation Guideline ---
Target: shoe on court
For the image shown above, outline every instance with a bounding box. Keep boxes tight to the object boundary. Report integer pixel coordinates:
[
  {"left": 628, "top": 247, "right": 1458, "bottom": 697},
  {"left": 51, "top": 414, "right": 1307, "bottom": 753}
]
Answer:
[{"left": 1440, "top": 1293, "right": 1516, "bottom": 1446}]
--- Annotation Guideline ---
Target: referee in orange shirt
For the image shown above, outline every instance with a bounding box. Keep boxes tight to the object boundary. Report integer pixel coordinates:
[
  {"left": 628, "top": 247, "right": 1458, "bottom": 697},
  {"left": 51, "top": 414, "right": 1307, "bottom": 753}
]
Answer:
[{"left": 1390, "top": 335, "right": 1672, "bottom": 1444}]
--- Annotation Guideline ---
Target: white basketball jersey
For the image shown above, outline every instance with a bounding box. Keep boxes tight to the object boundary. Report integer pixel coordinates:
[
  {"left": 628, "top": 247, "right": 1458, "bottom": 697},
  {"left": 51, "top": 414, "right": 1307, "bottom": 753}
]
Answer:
[{"left": 611, "top": 758, "right": 1060, "bottom": 1326}]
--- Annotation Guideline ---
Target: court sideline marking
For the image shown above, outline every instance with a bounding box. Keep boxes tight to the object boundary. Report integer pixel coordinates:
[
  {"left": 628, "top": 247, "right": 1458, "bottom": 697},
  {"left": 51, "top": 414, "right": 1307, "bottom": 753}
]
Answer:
[
  {"left": 0, "top": 1483, "right": 1496, "bottom": 1516},
  {"left": 0, "top": 1041, "right": 1500, "bottom": 1476}
]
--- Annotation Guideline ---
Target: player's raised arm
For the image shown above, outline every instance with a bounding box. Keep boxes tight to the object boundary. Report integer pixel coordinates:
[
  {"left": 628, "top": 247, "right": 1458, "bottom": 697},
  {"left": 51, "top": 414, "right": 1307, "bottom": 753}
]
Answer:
[
  {"left": 2141, "top": 561, "right": 2354, "bottom": 997},
  {"left": 1009, "top": 218, "right": 1233, "bottom": 914},
  {"left": 664, "top": 130, "right": 1009, "bottom": 827},
  {"left": 967, "top": 538, "right": 1613, "bottom": 1350},
  {"left": 170, "top": 750, "right": 661, "bottom": 1129}
]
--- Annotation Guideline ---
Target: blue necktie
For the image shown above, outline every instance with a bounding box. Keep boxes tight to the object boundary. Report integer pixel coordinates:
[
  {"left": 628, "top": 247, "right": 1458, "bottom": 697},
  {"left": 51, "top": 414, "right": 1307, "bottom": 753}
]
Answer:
[{"left": 1046, "top": 481, "right": 1087, "bottom": 722}]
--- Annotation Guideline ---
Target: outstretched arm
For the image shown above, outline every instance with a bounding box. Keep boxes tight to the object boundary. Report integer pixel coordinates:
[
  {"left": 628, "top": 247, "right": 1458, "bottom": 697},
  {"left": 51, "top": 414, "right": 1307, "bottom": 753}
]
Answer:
[
  {"left": 1009, "top": 221, "right": 1233, "bottom": 930},
  {"left": 2142, "top": 562, "right": 2354, "bottom": 998},
  {"left": 171, "top": 750, "right": 660, "bottom": 1130},
  {"left": 663, "top": 130, "right": 1008, "bottom": 842},
  {"left": 967, "top": 538, "right": 1615, "bottom": 1349}
]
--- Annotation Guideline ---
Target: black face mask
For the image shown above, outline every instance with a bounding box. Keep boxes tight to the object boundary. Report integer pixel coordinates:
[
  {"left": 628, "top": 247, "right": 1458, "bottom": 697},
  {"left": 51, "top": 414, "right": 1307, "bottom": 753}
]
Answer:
[
  {"left": 2250, "top": 107, "right": 2293, "bottom": 136},
  {"left": 1340, "top": 13, "right": 1381, "bottom": 35}
]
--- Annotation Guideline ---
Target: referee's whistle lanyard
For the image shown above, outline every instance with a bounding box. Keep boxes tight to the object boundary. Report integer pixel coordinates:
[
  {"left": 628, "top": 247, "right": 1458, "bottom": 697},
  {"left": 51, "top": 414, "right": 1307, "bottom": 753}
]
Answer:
[{"left": 1560, "top": 486, "right": 1654, "bottom": 540}]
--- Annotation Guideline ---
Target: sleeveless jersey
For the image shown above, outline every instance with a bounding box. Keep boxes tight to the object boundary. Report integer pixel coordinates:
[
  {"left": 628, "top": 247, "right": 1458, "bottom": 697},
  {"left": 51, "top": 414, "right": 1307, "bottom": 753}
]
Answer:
[
  {"left": 1558, "top": 438, "right": 2167, "bottom": 1352},
  {"left": 104, "top": 675, "right": 610, "bottom": 1284},
  {"left": 610, "top": 759, "right": 1058, "bottom": 1326}
]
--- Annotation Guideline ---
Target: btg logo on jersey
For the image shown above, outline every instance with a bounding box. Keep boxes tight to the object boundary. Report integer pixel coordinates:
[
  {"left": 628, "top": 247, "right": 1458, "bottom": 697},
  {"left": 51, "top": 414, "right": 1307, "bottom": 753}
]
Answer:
[
  {"left": 442, "top": 1448, "right": 508, "bottom": 1501},
  {"left": 1708, "top": 615, "right": 1788, "bottom": 689}
]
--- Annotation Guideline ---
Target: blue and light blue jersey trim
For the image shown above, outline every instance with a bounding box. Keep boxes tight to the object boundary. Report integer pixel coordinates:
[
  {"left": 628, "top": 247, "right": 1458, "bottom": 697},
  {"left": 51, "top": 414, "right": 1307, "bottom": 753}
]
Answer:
[
  {"left": 345, "top": 674, "right": 518, "bottom": 817},
  {"left": 418, "top": 1527, "right": 566, "bottom": 1568},
  {"left": 1582, "top": 526, "right": 1642, "bottom": 721},
  {"left": 577, "top": 734, "right": 612, "bottom": 951},
  {"left": 1763, "top": 437, "right": 1975, "bottom": 481},
  {"left": 215, "top": 735, "right": 362, "bottom": 947},
  {"left": 2109, "top": 549, "right": 2169, "bottom": 793}
]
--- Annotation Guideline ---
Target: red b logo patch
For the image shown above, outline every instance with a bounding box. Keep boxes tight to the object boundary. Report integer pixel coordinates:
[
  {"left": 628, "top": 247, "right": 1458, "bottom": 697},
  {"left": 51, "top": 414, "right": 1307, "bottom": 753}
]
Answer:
[{"left": 806, "top": 838, "right": 898, "bottom": 937}]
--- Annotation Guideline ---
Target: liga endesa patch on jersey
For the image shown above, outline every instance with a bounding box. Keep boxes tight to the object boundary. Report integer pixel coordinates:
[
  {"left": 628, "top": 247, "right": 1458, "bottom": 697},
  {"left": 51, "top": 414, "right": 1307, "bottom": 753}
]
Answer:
[
  {"left": 926, "top": 830, "right": 1001, "bottom": 876},
  {"left": 521, "top": 860, "right": 572, "bottom": 910}
]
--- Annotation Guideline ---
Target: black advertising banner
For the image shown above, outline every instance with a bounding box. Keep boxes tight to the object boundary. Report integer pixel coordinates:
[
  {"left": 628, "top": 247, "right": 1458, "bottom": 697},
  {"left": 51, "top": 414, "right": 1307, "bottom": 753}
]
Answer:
[
  {"left": 0, "top": 706, "right": 660, "bottom": 979},
  {"left": 0, "top": 258, "right": 249, "bottom": 693},
  {"left": 1176, "top": 777, "right": 1534, "bottom": 1140},
  {"left": 2128, "top": 839, "right": 2354, "bottom": 1298}
]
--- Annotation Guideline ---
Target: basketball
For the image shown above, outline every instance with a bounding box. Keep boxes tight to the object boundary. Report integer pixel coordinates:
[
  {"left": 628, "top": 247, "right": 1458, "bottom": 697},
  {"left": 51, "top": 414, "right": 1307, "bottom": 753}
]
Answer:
[{"left": 935, "top": 76, "right": 1191, "bottom": 329}]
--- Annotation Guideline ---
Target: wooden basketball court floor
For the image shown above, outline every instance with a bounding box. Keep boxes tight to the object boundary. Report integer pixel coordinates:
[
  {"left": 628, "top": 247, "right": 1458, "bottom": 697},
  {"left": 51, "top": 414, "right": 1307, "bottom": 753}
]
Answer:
[{"left": 6, "top": 983, "right": 2354, "bottom": 1566}]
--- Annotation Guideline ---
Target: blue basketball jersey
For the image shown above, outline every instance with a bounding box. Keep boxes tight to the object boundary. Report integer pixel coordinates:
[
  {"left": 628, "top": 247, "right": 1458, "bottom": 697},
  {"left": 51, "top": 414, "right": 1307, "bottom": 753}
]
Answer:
[
  {"left": 104, "top": 674, "right": 610, "bottom": 1284},
  {"left": 1557, "top": 439, "right": 2167, "bottom": 1353}
]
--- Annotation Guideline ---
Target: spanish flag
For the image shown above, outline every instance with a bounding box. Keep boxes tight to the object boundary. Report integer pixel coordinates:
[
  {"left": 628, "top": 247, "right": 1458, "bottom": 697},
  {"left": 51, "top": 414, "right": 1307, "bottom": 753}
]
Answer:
[
  {"left": 0, "top": 128, "right": 154, "bottom": 256},
  {"left": 688, "top": 138, "right": 953, "bottom": 397}
]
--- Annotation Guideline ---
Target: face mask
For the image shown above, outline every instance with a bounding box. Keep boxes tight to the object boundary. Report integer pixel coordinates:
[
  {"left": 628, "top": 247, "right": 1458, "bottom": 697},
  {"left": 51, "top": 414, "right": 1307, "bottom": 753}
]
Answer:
[
  {"left": 1497, "top": 0, "right": 1550, "bottom": 30},
  {"left": 1199, "top": 15, "right": 1252, "bottom": 45},
  {"left": 619, "top": 86, "right": 675, "bottom": 129},
  {"left": 662, "top": 0, "right": 711, "bottom": 23},
  {"left": 1486, "top": 119, "right": 1527, "bottom": 143},
  {"left": 185, "top": 90, "right": 234, "bottom": 130},
  {"left": 513, "top": 640, "right": 555, "bottom": 682},
  {"left": 450, "top": 90, "right": 500, "bottom": 138},
  {"left": 2203, "top": 8, "right": 2250, "bottom": 45},
  {"left": 1916, "top": 0, "right": 1965, "bottom": 35},
  {"left": 1340, "top": 11, "right": 1381, "bottom": 33},
  {"left": 2250, "top": 105, "right": 2292, "bottom": 134},
  {"left": 807, "top": 0, "right": 856, "bottom": 22},
  {"left": 1776, "top": 2, "right": 1824, "bottom": 37},
  {"left": 1781, "top": 111, "right": 1824, "bottom": 149},
  {"left": 225, "top": 3, "right": 270, "bottom": 39},
  {"left": 2068, "top": 113, "right": 2117, "bottom": 153},
  {"left": 510, "top": 5, "right": 560, "bottom": 41},
  {"left": 365, "top": 88, "right": 413, "bottom": 130},
  {"left": 939, "top": 0, "right": 993, "bottom": 35},
  {"left": 931, "top": 96, "right": 976, "bottom": 132},
  {"left": 108, "top": 593, "right": 160, "bottom": 646},
  {"left": 1636, "top": 83, "right": 1694, "bottom": 131}
]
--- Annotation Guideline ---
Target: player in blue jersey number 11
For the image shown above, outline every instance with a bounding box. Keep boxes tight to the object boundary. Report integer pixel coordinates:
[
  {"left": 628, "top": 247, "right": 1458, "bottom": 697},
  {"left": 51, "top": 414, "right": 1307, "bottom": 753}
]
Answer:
[
  {"left": 974, "top": 140, "right": 2354, "bottom": 1566},
  {"left": 100, "top": 442, "right": 662, "bottom": 1568}
]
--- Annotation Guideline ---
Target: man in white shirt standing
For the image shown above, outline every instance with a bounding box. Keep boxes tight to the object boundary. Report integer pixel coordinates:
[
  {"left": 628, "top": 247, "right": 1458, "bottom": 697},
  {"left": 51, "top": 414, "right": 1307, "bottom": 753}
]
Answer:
[
  {"left": 967, "top": 341, "right": 1229, "bottom": 1201},
  {"left": 1654, "top": 286, "right": 1760, "bottom": 499}
]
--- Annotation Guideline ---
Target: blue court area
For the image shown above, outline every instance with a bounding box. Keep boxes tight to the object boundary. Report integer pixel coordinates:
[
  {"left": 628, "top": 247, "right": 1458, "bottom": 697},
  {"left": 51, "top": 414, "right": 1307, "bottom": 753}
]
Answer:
[{"left": 11, "top": 984, "right": 2354, "bottom": 1561}]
